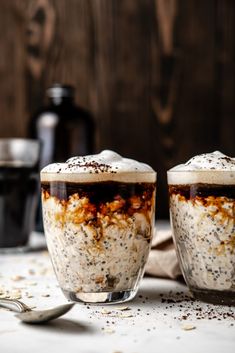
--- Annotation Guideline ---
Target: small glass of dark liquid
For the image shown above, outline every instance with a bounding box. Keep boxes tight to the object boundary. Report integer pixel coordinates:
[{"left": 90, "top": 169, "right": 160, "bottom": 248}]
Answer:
[{"left": 0, "top": 139, "right": 40, "bottom": 251}]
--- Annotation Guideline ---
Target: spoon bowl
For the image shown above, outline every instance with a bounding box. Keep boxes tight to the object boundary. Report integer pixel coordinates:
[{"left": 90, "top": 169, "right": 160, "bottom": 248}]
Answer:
[{"left": 0, "top": 298, "right": 75, "bottom": 324}]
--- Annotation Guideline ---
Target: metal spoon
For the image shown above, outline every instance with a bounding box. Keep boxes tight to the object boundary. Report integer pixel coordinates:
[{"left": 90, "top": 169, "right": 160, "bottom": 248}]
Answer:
[{"left": 0, "top": 298, "right": 75, "bottom": 324}]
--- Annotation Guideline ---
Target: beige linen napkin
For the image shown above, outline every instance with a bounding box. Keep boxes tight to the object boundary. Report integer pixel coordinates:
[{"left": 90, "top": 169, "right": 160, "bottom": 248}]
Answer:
[{"left": 145, "top": 222, "right": 181, "bottom": 279}]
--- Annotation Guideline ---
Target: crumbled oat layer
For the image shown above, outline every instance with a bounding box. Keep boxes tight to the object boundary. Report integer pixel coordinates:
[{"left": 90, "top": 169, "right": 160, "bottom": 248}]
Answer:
[
  {"left": 169, "top": 189, "right": 235, "bottom": 291},
  {"left": 42, "top": 181, "right": 155, "bottom": 294}
]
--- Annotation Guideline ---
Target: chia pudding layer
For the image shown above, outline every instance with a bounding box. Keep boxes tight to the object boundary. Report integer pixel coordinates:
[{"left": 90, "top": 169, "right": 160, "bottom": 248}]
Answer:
[
  {"left": 168, "top": 151, "right": 235, "bottom": 305},
  {"left": 41, "top": 150, "right": 156, "bottom": 303}
]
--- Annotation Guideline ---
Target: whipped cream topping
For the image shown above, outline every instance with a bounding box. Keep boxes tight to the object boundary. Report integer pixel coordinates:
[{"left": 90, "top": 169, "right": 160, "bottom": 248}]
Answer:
[
  {"left": 41, "top": 150, "right": 156, "bottom": 183},
  {"left": 168, "top": 151, "right": 235, "bottom": 185}
]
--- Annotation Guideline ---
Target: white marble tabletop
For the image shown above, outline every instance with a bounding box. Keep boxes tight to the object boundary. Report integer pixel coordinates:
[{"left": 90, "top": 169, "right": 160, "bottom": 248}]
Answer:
[{"left": 0, "top": 233, "right": 234, "bottom": 353}]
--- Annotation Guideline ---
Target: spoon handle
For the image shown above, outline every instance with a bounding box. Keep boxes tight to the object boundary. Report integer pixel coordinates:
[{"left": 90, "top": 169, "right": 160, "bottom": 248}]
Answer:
[{"left": 0, "top": 298, "right": 31, "bottom": 313}]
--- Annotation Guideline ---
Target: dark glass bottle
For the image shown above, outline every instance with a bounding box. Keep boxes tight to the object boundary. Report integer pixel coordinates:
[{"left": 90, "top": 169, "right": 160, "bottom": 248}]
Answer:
[
  {"left": 30, "top": 84, "right": 94, "bottom": 169},
  {"left": 29, "top": 83, "right": 95, "bottom": 231}
]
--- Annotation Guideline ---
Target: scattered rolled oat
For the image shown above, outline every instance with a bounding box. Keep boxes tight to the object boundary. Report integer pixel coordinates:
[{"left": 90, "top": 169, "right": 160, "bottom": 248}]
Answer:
[
  {"left": 102, "top": 328, "right": 115, "bottom": 334},
  {"left": 113, "top": 306, "right": 130, "bottom": 311},
  {"left": 11, "top": 275, "right": 25, "bottom": 281},
  {"left": 1, "top": 294, "right": 11, "bottom": 299},
  {"left": 39, "top": 268, "right": 48, "bottom": 276},
  {"left": 26, "top": 282, "right": 37, "bottom": 286},
  {"left": 10, "top": 289, "right": 22, "bottom": 300},
  {"left": 101, "top": 309, "right": 111, "bottom": 315},
  {"left": 119, "top": 313, "right": 133, "bottom": 318},
  {"left": 181, "top": 324, "right": 196, "bottom": 331},
  {"left": 41, "top": 294, "right": 50, "bottom": 297}
]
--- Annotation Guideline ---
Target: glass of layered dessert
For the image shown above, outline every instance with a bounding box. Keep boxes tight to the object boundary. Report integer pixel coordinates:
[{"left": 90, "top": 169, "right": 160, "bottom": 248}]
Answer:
[
  {"left": 41, "top": 150, "right": 156, "bottom": 303},
  {"left": 167, "top": 151, "right": 235, "bottom": 305}
]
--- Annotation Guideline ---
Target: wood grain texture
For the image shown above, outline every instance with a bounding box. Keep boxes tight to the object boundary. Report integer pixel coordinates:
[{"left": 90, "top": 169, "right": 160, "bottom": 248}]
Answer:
[{"left": 0, "top": 0, "right": 234, "bottom": 217}]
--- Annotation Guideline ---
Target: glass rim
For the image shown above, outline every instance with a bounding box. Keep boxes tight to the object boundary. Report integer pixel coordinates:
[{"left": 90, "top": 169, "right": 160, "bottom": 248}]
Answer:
[
  {"left": 0, "top": 138, "right": 40, "bottom": 167},
  {"left": 0, "top": 138, "right": 39, "bottom": 145}
]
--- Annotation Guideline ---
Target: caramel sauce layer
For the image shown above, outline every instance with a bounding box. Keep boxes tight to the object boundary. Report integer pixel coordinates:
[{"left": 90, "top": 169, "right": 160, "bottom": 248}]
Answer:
[
  {"left": 169, "top": 183, "right": 235, "bottom": 200},
  {"left": 169, "top": 183, "right": 235, "bottom": 225},
  {"left": 41, "top": 181, "right": 156, "bottom": 220}
]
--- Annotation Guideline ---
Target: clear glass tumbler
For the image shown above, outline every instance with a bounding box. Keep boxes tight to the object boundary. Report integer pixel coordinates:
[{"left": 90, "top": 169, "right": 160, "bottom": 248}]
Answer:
[
  {"left": 167, "top": 170, "right": 235, "bottom": 305},
  {"left": 0, "top": 138, "right": 40, "bottom": 251},
  {"left": 41, "top": 171, "right": 156, "bottom": 303}
]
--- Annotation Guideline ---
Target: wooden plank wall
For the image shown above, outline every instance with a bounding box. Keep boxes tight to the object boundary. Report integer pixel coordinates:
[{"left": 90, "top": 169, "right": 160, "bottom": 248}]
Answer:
[{"left": 0, "top": 0, "right": 234, "bottom": 218}]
